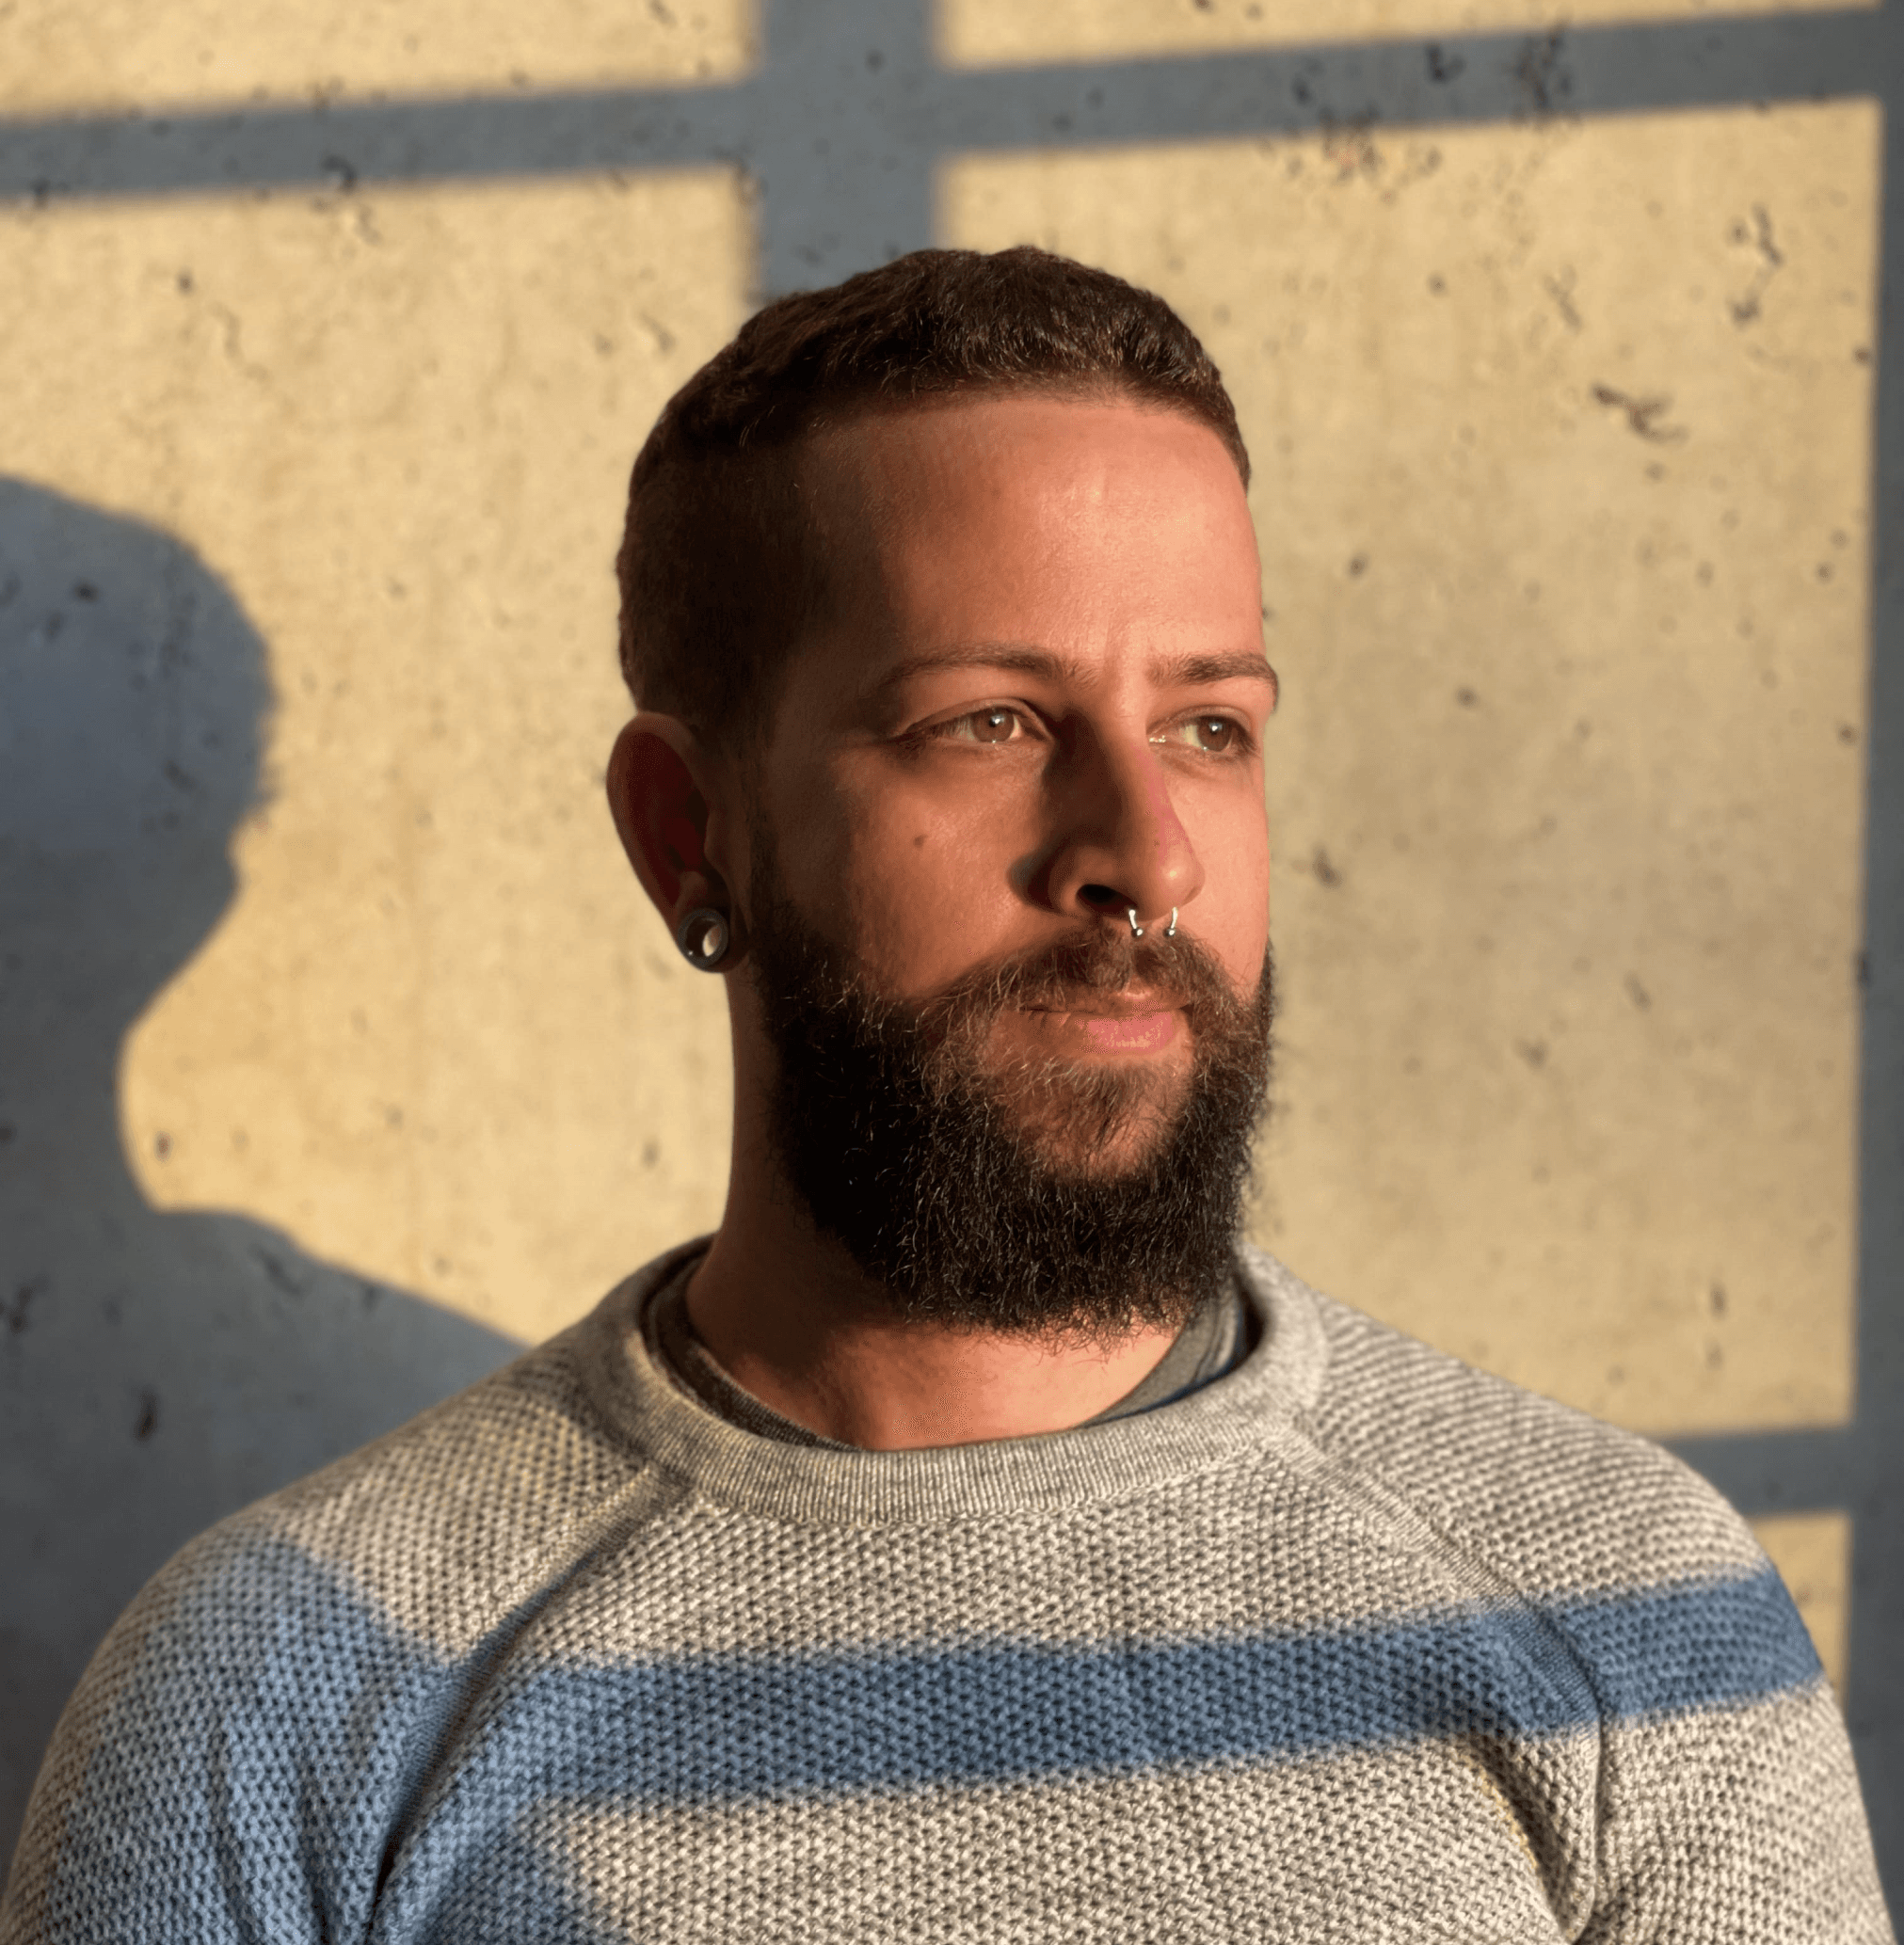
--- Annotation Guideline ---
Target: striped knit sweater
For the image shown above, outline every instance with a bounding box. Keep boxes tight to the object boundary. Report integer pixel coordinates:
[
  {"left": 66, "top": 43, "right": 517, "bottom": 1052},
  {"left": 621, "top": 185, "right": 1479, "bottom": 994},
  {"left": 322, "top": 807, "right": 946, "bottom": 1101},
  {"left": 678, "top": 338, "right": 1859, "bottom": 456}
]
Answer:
[{"left": 3, "top": 1242, "right": 1891, "bottom": 1942}]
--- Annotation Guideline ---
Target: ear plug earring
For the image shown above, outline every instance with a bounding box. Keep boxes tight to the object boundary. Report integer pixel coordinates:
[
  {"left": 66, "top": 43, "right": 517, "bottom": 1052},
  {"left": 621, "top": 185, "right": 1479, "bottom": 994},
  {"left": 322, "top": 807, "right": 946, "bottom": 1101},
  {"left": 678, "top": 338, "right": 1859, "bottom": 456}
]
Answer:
[{"left": 675, "top": 907, "right": 730, "bottom": 970}]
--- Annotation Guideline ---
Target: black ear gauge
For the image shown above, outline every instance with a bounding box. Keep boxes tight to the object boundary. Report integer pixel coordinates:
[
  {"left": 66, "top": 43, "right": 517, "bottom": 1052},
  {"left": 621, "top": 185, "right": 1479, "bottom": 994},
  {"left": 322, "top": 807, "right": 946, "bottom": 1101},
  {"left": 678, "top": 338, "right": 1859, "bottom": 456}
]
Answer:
[{"left": 675, "top": 906, "right": 731, "bottom": 970}]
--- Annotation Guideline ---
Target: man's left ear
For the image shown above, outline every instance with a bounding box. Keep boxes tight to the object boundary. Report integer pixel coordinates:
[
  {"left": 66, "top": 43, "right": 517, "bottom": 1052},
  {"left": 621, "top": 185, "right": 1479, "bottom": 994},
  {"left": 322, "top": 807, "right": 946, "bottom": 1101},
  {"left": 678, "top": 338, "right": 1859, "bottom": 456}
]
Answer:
[{"left": 605, "top": 714, "right": 749, "bottom": 968}]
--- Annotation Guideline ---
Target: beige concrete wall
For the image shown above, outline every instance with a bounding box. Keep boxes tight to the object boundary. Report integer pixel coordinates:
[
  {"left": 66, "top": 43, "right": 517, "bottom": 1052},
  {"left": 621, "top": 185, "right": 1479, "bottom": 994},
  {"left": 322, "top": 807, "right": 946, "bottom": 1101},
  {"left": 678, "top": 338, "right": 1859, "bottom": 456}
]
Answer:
[
  {"left": 7, "top": 0, "right": 754, "bottom": 110},
  {"left": 4, "top": 174, "right": 747, "bottom": 1342},
  {"left": 3, "top": 0, "right": 1895, "bottom": 1877},
  {"left": 941, "top": 0, "right": 1864, "bottom": 64}
]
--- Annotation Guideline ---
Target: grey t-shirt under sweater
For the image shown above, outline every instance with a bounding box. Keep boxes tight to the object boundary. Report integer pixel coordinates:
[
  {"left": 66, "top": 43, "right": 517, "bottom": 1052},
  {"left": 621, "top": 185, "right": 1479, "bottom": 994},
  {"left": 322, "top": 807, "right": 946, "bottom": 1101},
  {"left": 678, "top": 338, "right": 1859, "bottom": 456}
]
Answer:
[
  {"left": 648, "top": 1260, "right": 1256, "bottom": 1449},
  {"left": 4, "top": 1242, "right": 1892, "bottom": 1943}
]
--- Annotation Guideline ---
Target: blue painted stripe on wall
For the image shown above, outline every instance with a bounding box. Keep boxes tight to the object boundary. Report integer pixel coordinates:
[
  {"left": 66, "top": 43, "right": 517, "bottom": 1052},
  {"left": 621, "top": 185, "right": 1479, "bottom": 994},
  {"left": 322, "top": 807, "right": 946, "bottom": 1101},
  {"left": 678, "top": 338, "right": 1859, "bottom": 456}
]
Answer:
[{"left": 451, "top": 1566, "right": 1819, "bottom": 1806}]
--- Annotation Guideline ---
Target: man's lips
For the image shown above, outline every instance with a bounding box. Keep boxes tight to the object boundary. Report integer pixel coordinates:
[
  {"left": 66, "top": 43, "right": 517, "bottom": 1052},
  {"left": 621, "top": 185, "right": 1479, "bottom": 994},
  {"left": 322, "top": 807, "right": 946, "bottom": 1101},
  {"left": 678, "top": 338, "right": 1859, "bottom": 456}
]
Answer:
[
  {"left": 1075, "top": 1010, "right": 1179, "bottom": 1052},
  {"left": 1014, "top": 993, "right": 1186, "bottom": 1054}
]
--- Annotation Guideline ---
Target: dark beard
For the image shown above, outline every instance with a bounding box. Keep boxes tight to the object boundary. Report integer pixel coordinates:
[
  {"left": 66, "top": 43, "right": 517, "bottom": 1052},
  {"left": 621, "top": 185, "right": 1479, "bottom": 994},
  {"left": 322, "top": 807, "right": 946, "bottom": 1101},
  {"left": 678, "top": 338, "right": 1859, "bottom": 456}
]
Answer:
[{"left": 745, "top": 875, "right": 1274, "bottom": 1344}]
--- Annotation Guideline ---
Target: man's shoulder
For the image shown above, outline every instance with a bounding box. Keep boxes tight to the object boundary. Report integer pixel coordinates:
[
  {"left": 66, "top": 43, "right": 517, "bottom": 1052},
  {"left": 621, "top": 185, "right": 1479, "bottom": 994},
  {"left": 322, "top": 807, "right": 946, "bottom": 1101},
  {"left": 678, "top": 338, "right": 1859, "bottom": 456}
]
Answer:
[
  {"left": 235, "top": 1270, "right": 658, "bottom": 1638},
  {"left": 1241, "top": 1245, "right": 1767, "bottom": 1600},
  {"left": 96, "top": 1264, "right": 660, "bottom": 1688},
  {"left": 0, "top": 1275, "right": 661, "bottom": 1940}
]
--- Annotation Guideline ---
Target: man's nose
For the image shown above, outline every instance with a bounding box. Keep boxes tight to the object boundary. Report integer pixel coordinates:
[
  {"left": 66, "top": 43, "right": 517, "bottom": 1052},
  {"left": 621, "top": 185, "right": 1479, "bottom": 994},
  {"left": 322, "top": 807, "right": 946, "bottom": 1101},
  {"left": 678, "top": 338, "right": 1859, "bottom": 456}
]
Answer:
[{"left": 1038, "top": 727, "right": 1205, "bottom": 931}]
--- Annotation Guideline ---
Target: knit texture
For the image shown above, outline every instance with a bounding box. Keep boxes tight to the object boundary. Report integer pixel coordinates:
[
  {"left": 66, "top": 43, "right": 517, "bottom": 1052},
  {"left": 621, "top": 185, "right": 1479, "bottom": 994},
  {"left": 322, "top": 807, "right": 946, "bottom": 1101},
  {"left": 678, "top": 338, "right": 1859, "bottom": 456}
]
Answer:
[{"left": 2, "top": 1242, "right": 1891, "bottom": 1943}]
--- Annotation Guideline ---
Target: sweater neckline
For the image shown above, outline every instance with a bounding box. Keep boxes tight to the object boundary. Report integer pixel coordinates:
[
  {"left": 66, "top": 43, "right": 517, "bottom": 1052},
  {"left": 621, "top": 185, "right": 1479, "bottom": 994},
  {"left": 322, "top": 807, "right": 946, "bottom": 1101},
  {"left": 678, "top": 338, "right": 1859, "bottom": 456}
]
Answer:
[{"left": 573, "top": 1238, "right": 1331, "bottom": 1524}]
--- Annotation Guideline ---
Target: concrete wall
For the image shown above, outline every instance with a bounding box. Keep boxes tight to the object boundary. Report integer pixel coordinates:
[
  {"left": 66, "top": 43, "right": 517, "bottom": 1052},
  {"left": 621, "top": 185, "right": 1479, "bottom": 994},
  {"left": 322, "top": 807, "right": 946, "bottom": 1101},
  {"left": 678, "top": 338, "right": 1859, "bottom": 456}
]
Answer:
[{"left": 3, "top": 0, "right": 1899, "bottom": 1902}]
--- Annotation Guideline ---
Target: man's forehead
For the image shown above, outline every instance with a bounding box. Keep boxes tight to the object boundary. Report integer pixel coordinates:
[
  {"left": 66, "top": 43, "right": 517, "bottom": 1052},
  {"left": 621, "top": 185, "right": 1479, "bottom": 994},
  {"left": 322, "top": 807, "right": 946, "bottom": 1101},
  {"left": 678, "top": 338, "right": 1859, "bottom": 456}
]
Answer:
[
  {"left": 802, "top": 386, "right": 1241, "bottom": 485},
  {"left": 800, "top": 397, "right": 1258, "bottom": 587}
]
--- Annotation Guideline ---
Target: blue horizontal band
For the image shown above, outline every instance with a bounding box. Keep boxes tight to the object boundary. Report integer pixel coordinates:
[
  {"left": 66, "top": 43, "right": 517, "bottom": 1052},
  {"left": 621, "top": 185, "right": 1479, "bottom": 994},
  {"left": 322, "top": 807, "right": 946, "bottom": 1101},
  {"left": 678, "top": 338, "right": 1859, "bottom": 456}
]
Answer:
[
  {"left": 459, "top": 1566, "right": 1818, "bottom": 1804},
  {"left": 48, "top": 1550, "right": 1824, "bottom": 1934}
]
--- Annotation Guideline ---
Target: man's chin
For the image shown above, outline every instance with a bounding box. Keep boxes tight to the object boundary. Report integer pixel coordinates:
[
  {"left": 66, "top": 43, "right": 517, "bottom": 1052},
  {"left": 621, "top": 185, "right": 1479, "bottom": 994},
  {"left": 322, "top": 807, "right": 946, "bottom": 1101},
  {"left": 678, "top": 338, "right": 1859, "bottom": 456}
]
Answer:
[{"left": 986, "top": 1061, "right": 1191, "bottom": 1179}]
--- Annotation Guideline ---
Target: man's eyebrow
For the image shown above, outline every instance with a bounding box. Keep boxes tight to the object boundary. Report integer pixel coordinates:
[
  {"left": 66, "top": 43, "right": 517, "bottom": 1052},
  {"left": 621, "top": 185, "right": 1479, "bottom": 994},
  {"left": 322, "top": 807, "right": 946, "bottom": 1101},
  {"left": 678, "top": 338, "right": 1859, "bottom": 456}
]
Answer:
[
  {"left": 870, "top": 644, "right": 1276, "bottom": 699},
  {"left": 1149, "top": 649, "right": 1278, "bottom": 687},
  {"left": 869, "top": 646, "right": 1082, "bottom": 697}
]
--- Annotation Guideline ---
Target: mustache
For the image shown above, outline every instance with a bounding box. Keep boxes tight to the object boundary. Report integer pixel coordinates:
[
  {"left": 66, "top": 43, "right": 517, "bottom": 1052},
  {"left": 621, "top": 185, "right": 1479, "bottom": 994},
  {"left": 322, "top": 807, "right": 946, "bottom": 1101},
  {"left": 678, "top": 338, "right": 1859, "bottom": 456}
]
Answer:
[{"left": 904, "top": 923, "right": 1251, "bottom": 1063}]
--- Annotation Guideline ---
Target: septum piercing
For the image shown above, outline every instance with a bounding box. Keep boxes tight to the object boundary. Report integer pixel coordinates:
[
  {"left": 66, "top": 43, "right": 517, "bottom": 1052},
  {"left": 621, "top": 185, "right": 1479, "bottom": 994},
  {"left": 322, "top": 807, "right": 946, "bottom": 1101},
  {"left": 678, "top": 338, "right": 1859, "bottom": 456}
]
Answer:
[{"left": 1127, "top": 907, "right": 1179, "bottom": 939}]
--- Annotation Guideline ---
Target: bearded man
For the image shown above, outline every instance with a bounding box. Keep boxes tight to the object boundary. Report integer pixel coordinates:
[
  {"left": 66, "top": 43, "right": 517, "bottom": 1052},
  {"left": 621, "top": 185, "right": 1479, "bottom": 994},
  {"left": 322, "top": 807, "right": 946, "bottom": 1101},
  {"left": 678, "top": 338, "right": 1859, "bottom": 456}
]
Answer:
[{"left": 3, "top": 247, "right": 1891, "bottom": 1943}]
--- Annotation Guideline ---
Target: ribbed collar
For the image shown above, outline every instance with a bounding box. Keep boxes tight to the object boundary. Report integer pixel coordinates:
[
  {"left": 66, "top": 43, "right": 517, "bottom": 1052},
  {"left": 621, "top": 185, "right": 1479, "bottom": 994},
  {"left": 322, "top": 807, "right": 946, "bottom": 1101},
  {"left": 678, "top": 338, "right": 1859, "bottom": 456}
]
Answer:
[{"left": 574, "top": 1240, "right": 1331, "bottom": 1526}]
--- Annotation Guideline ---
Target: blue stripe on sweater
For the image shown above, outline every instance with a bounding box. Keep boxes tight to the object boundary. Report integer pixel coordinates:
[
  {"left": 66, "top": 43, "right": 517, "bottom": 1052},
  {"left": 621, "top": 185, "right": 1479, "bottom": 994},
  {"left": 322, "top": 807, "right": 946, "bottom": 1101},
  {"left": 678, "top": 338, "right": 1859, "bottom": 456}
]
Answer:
[
  {"left": 41, "top": 1554, "right": 1819, "bottom": 1941},
  {"left": 453, "top": 1567, "right": 1817, "bottom": 1805}
]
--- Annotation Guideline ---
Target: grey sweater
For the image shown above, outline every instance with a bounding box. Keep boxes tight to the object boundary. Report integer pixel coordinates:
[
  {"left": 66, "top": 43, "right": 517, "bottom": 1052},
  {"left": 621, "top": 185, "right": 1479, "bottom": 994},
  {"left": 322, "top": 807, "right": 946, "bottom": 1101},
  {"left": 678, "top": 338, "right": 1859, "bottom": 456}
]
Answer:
[{"left": 2, "top": 1242, "right": 1892, "bottom": 1942}]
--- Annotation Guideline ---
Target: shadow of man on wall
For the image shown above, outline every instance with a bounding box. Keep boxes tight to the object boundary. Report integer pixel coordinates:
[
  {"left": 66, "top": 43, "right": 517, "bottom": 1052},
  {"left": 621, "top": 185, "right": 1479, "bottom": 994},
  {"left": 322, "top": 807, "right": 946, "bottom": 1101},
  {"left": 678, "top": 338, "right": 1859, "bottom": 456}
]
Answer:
[{"left": 0, "top": 478, "right": 520, "bottom": 1862}]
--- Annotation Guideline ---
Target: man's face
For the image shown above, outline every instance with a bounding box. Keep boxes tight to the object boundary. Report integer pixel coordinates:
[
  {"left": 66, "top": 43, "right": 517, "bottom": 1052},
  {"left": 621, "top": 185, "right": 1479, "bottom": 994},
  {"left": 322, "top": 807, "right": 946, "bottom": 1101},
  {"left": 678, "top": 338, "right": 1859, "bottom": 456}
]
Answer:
[
  {"left": 724, "top": 391, "right": 1277, "bottom": 1334},
  {"left": 747, "top": 391, "right": 1275, "bottom": 1169}
]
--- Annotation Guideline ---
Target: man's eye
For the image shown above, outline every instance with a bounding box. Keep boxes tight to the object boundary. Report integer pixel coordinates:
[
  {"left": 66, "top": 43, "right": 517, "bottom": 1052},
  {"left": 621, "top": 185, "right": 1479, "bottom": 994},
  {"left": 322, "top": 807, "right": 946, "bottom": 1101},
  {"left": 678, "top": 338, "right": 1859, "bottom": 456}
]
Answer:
[
  {"left": 1157, "top": 715, "right": 1242, "bottom": 755},
  {"left": 942, "top": 707, "right": 1023, "bottom": 744}
]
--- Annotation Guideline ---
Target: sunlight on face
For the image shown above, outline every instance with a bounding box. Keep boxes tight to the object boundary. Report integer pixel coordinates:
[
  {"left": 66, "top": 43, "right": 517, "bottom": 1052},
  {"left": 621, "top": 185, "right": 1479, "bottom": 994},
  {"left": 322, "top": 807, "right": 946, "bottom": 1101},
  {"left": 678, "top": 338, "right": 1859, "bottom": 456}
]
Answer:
[{"left": 743, "top": 390, "right": 1276, "bottom": 1183}]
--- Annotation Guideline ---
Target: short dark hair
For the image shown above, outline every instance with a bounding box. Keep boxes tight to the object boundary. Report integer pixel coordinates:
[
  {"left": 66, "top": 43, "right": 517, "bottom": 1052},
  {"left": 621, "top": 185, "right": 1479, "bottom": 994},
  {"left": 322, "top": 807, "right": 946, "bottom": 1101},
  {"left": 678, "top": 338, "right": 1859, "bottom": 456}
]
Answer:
[{"left": 616, "top": 246, "right": 1250, "bottom": 745}]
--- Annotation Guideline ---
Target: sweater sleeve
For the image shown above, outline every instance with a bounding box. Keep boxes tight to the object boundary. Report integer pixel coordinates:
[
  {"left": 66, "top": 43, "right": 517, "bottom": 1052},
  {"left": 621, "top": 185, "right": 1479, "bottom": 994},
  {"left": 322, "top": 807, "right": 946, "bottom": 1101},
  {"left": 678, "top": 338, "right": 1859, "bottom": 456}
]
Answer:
[
  {"left": 1560, "top": 1567, "right": 1893, "bottom": 1945},
  {"left": 0, "top": 1516, "right": 450, "bottom": 1945},
  {"left": 1288, "top": 1274, "right": 1896, "bottom": 1943}
]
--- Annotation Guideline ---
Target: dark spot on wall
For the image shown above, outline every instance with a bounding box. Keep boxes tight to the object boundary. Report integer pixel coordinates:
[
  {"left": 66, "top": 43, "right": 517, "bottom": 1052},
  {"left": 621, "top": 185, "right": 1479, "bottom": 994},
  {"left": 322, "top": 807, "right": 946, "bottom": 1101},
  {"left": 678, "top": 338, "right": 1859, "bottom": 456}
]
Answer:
[
  {"left": 70, "top": 581, "right": 98, "bottom": 602},
  {"left": 1591, "top": 383, "right": 1687, "bottom": 444},
  {"left": 7, "top": 1279, "right": 45, "bottom": 1335},
  {"left": 1311, "top": 845, "right": 1342, "bottom": 888},
  {"left": 1624, "top": 973, "right": 1652, "bottom": 1012},
  {"left": 1455, "top": 686, "right": 1478, "bottom": 708},
  {"left": 253, "top": 1247, "right": 306, "bottom": 1299},
  {"left": 134, "top": 1389, "right": 159, "bottom": 1442},
  {"left": 1347, "top": 552, "right": 1368, "bottom": 578},
  {"left": 1514, "top": 1039, "right": 1548, "bottom": 1069},
  {"left": 1543, "top": 272, "right": 1581, "bottom": 332},
  {"left": 1425, "top": 42, "right": 1464, "bottom": 83},
  {"left": 1709, "top": 1282, "right": 1729, "bottom": 1318},
  {"left": 1513, "top": 28, "right": 1570, "bottom": 114},
  {"left": 1839, "top": 724, "right": 1858, "bottom": 745},
  {"left": 1727, "top": 205, "right": 1784, "bottom": 327},
  {"left": 641, "top": 1139, "right": 661, "bottom": 1169},
  {"left": 152, "top": 1132, "right": 171, "bottom": 1159}
]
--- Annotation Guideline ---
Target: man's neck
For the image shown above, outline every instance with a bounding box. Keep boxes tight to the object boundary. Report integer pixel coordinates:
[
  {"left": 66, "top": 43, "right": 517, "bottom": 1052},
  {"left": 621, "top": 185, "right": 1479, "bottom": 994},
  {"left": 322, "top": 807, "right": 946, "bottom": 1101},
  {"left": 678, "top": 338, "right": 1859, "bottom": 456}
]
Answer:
[{"left": 683, "top": 1176, "right": 1183, "bottom": 1452}]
